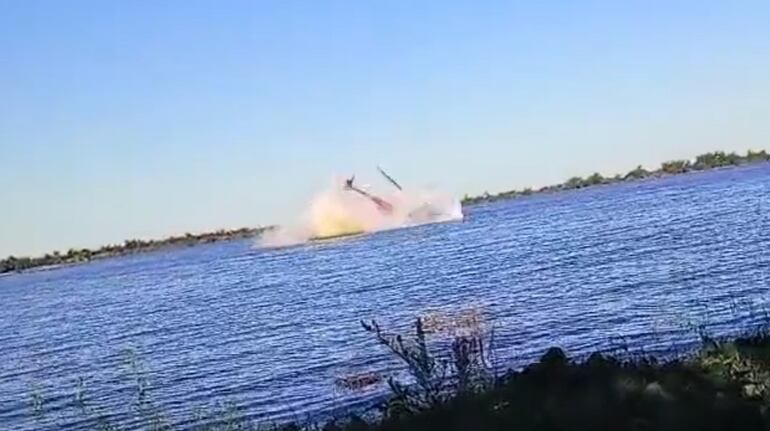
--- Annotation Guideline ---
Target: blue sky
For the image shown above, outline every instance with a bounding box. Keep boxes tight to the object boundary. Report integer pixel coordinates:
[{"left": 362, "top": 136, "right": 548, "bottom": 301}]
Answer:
[{"left": 2, "top": 0, "right": 770, "bottom": 257}]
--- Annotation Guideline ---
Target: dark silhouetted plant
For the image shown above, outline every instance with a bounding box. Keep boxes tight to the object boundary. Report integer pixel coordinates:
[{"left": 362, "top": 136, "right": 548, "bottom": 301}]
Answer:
[{"left": 361, "top": 317, "right": 493, "bottom": 416}]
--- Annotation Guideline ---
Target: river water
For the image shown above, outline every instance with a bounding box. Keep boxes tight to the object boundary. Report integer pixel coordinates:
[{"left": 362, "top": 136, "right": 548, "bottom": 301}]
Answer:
[{"left": 1, "top": 164, "right": 769, "bottom": 429}]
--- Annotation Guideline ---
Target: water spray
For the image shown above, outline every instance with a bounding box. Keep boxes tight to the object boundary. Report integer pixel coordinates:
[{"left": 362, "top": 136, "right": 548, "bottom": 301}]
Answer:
[{"left": 258, "top": 170, "right": 463, "bottom": 248}]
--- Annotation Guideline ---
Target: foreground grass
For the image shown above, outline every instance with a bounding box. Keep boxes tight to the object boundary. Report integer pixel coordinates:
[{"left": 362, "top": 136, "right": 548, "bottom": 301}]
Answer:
[
  {"left": 350, "top": 338, "right": 770, "bottom": 431},
  {"left": 29, "top": 321, "right": 770, "bottom": 431}
]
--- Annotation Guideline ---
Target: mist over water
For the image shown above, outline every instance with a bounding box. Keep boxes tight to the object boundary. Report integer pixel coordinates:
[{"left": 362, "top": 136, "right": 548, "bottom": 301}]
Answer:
[{"left": 258, "top": 175, "right": 463, "bottom": 248}]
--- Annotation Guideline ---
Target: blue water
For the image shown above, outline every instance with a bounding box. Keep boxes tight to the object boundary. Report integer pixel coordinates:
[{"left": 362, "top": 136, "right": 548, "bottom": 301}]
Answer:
[{"left": 1, "top": 164, "right": 769, "bottom": 429}]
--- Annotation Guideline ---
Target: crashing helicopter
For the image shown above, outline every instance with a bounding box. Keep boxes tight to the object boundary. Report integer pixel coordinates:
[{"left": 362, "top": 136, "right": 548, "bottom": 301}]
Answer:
[{"left": 343, "top": 167, "right": 444, "bottom": 222}]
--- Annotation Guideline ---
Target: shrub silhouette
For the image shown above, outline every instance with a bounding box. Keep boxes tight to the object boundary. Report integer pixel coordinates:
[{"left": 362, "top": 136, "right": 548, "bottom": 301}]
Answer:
[{"left": 23, "top": 324, "right": 770, "bottom": 430}]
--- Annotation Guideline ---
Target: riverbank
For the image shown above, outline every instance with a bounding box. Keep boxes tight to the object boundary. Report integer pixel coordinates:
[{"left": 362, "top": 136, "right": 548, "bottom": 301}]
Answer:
[
  {"left": 331, "top": 332, "right": 770, "bottom": 431},
  {"left": 462, "top": 149, "right": 770, "bottom": 205},
  {"left": 27, "top": 323, "right": 770, "bottom": 431},
  {"left": 0, "top": 227, "right": 271, "bottom": 274}
]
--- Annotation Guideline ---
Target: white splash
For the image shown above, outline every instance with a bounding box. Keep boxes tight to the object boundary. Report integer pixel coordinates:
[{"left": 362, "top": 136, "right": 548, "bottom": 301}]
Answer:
[{"left": 258, "top": 174, "right": 463, "bottom": 248}]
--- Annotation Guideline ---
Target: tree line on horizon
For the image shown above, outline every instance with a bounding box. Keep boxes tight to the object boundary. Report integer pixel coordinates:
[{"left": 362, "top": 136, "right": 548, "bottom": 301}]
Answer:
[
  {"left": 3, "top": 149, "right": 768, "bottom": 274},
  {"left": 0, "top": 227, "right": 269, "bottom": 274},
  {"left": 462, "top": 149, "right": 770, "bottom": 205}
]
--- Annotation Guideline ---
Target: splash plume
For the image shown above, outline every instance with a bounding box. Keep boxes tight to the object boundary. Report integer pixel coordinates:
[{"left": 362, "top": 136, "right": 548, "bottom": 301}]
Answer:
[{"left": 258, "top": 171, "right": 463, "bottom": 248}]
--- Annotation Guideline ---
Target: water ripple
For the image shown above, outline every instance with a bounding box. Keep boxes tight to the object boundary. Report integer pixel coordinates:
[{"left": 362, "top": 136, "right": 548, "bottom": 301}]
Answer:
[{"left": 0, "top": 164, "right": 769, "bottom": 430}]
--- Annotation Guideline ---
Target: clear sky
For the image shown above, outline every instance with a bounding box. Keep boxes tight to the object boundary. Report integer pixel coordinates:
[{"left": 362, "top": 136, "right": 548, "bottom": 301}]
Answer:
[{"left": 2, "top": 1, "right": 770, "bottom": 257}]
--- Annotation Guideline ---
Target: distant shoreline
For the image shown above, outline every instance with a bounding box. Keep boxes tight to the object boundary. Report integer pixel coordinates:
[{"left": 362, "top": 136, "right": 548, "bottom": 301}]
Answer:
[
  {"left": 3, "top": 149, "right": 768, "bottom": 275},
  {"left": 0, "top": 227, "right": 272, "bottom": 275},
  {"left": 461, "top": 149, "right": 769, "bottom": 205}
]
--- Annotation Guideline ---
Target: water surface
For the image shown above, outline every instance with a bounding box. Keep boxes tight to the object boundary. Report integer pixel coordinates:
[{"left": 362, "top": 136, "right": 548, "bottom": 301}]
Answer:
[{"left": 1, "top": 164, "right": 769, "bottom": 429}]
